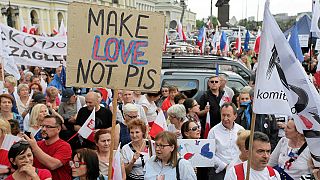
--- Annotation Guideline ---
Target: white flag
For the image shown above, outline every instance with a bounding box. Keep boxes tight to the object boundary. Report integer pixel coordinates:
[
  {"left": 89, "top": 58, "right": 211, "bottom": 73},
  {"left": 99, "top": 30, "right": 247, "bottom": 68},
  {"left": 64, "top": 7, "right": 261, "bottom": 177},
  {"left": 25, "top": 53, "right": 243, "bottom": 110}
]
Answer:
[
  {"left": 311, "top": 0, "right": 320, "bottom": 37},
  {"left": 254, "top": 0, "right": 320, "bottom": 167}
]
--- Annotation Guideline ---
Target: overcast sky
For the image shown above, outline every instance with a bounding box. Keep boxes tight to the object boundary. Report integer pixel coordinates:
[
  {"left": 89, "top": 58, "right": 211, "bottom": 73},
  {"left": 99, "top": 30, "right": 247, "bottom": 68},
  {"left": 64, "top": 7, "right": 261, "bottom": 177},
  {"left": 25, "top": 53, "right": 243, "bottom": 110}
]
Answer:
[{"left": 188, "top": 0, "right": 312, "bottom": 21}]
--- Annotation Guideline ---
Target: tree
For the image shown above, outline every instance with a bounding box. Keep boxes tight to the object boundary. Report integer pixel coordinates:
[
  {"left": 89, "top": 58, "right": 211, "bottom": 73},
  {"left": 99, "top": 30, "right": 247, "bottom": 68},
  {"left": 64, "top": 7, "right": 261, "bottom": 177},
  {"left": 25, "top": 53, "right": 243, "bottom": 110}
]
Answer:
[{"left": 196, "top": 19, "right": 205, "bottom": 29}]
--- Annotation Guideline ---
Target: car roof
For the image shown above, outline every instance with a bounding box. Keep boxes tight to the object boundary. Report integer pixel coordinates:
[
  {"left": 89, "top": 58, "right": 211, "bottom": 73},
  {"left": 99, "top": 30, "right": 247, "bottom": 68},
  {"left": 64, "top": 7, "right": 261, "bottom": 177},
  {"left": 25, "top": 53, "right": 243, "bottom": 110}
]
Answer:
[{"left": 161, "top": 69, "right": 244, "bottom": 79}]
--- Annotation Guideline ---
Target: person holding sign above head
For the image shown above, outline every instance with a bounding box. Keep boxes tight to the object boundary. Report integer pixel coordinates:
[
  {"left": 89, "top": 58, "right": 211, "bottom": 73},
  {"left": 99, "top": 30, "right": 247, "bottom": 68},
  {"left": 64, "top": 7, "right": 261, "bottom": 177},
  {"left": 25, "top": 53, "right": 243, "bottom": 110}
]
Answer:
[
  {"left": 207, "top": 102, "right": 244, "bottom": 180},
  {"left": 224, "top": 132, "right": 281, "bottom": 180},
  {"left": 144, "top": 131, "right": 196, "bottom": 180},
  {"left": 121, "top": 119, "right": 151, "bottom": 180}
]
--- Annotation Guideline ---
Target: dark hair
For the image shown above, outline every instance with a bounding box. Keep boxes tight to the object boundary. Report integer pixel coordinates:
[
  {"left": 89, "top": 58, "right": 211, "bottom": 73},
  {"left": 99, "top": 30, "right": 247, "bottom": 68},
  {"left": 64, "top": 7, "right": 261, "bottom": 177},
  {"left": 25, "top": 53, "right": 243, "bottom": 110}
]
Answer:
[
  {"left": 30, "top": 75, "right": 39, "bottom": 82},
  {"left": 245, "top": 132, "right": 270, "bottom": 150},
  {"left": 73, "top": 148, "right": 100, "bottom": 180},
  {"left": 8, "top": 119, "right": 20, "bottom": 136},
  {"left": 127, "top": 119, "right": 147, "bottom": 138},
  {"left": 94, "top": 129, "right": 111, "bottom": 143},
  {"left": 0, "top": 94, "right": 14, "bottom": 104},
  {"left": 181, "top": 120, "right": 194, "bottom": 139},
  {"left": 146, "top": 91, "right": 161, "bottom": 97},
  {"left": 173, "top": 93, "right": 187, "bottom": 104},
  {"left": 44, "top": 115, "right": 62, "bottom": 127},
  {"left": 183, "top": 98, "right": 196, "bottom": 113},
  {"left": 8, "top": 141, "right": 31, "bottom": 169},
  {"left": 155, "top": 131, "right": 178, "bottom": 167},
  {"left": 168, "top": 85, "right": 178, "bottom": 93},
  {"left": 220, "top": 102, "right": 237, "bottom": 115}
]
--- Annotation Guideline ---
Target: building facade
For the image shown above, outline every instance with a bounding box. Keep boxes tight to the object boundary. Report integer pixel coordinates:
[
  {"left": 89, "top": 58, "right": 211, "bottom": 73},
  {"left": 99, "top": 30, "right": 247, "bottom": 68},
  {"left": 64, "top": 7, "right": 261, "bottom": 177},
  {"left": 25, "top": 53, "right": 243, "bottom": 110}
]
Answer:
[{"left": 0, "top": 0, "right": 196, "bottom": 35}]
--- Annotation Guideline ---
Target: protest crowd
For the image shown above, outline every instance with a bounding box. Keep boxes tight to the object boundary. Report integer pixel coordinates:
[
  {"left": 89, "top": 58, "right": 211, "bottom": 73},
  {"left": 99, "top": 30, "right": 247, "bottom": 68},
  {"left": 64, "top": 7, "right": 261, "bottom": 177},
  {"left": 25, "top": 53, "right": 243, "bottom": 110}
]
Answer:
[{"left": 1, "top": 1, "right": 320, "bottom": 180}]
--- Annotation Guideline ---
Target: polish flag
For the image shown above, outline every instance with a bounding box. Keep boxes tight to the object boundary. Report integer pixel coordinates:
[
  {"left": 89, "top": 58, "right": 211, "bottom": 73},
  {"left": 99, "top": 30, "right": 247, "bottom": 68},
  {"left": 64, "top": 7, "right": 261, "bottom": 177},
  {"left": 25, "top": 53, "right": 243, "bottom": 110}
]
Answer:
[
  {"left": 164, "top": 34, "right": 168, "bottom": 51},
  {"left": 177, "top": 21, "right": 187, "bottom": 41},
  {"left": 204, "top": 111, "right": 211, "bottom": 139},
  {"left": 19, "top": 16, "right": 28, "bottom": 33},
  {"left": 254, "top": 29, "right": 261, "bottom": 54},
  {"left": 314, "top": 54, "right": 320, "bottom": 87},
  {"left": 56, "top": 19, "right": 67, "bottom": 37},
  {"left": 149, "top": 111, "right": 168, "bottom": 138},
  {"left": 235, "top": 27, "right": 242, "bottom": 54},
  {"left": 219, "top": 91, "right": 231, "bottom": 107},
  {"left": 0, "top": 135, "right": 21, "bottom": 167},
  {"left": 78, "top": 107, "right": 95, "bottom": 142},
  {"left": 53, "top": 28, "right": 59, "bottom": 35},
  {"left": 112, "top": 144, "right": 122, "bottom": 180}
]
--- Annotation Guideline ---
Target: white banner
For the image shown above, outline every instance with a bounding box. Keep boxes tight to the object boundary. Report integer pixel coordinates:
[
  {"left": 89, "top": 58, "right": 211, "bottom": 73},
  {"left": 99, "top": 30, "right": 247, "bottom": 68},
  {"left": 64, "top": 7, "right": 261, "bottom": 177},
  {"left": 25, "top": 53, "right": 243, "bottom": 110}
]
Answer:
[
  {"left": 0, "top": 24, "right": 67, "bottom": 68},
  {"left": 298, "top": 35, "right": 309, "bottom": 48}
]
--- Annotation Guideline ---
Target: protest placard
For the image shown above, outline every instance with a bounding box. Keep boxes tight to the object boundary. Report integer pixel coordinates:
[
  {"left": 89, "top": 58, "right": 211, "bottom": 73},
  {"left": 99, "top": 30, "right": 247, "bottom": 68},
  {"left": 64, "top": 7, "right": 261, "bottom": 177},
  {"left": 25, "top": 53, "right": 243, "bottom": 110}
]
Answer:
[
  {"left": 67, "top": 2, "right": 165, "bottom": 91},
  {"left": 0, "top": 24, "right": 67, "bottom": 68},
  {"left": 177, "top": 139, "right": 215, "bottom": 167}
]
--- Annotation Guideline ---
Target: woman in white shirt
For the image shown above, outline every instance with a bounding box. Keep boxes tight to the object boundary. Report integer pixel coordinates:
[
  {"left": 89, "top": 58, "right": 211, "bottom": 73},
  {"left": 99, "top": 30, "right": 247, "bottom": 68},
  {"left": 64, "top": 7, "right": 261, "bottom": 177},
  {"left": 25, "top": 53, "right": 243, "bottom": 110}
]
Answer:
[
  {"left": 144, "top": 131, "right": 196, "bottom": 180},
  {"left": 167, "top": 104, "right": 186, "bottom": 139},
  {"left": 269, "top": 119, "right": 311, "bottom": 179}
]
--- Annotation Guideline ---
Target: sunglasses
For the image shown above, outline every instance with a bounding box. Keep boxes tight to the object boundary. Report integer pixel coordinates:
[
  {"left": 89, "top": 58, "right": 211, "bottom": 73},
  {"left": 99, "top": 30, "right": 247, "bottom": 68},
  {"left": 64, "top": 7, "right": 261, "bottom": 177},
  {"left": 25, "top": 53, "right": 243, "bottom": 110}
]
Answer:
[
  {"left": 69, "top": 161, "right": 86, "bottom": 168},
  {"left": 188, "top": 125, "right": 200, "bottom": 132},
  {"left": 210, "top": 80, "right": 219, "bottom": 84}
]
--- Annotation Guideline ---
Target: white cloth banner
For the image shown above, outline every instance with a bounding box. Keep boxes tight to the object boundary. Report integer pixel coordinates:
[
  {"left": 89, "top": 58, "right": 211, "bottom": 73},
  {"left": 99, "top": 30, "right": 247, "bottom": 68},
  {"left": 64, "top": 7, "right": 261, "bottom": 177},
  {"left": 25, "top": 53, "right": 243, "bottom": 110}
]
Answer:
[
  {"left": 254, "top": 0, "right": 320, "bottom": 167},
  {"left": 0, "top": 24, "right": 67, "bottom": 68}
]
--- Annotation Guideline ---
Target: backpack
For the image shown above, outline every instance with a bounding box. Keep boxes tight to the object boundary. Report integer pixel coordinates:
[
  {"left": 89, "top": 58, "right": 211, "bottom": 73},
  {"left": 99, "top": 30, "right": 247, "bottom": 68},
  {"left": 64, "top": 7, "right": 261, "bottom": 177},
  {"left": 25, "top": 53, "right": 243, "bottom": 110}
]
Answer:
[{"left": 234, "top": 163, "right": 275, "bottom": 180}]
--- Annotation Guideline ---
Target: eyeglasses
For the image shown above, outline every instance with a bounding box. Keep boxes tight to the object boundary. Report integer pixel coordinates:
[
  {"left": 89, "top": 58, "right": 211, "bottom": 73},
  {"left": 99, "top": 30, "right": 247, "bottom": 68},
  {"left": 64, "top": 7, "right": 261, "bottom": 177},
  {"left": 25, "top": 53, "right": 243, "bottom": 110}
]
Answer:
[
  {"left": 11, "top": 141, "right": 29, "bottom": 149},
  {"left": 188, "top": 125, "right": 200, "bottom": 132},
  {"left": 40, "top": 125, "right": 58, "bottom": 129},
  {"left": 125, "top": 114, "right": 138, "bottom": 119},
  {"left": 155, "top": 143, "right": 172, "bottom": 149},
  {"left": 69, "top": 161, "right": 86, "bottom": 168},
  {"left": 210, "top": 80, "right": 219, "bottom": 84},
  {"left": 162, "top": 90, "right": 168, "bottom": 93}
]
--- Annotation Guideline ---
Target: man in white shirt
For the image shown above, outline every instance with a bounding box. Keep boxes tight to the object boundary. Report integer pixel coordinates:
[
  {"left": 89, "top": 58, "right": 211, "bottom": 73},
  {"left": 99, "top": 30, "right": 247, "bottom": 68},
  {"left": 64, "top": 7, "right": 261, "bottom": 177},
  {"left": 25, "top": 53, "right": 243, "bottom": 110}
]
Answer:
[
  {"left": 224, "top": 132, "right": 281, "bottom": 180},
  {"left": 207, "top": 102, "right": 244, "bottom": 180}
]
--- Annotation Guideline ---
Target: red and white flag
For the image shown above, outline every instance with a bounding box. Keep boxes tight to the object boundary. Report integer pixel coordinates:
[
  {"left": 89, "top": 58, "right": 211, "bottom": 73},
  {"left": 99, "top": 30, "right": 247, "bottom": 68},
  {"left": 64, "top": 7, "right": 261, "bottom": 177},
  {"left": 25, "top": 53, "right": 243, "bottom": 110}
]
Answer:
[
  {"left": 254, "top": 29, "right": 261, "bottom": 54},
  {"left": 78, "top": 107, "right": 95, "bottom": 142},
  {"left": 112, "top": 144, "right": 122, "bottom": 180},
  {"left": 204, "top": 111, "right": 211, "bottom": 139},
  {"left": 149, "top": 111, "right": 168, "bottom": 138},
  {"left": 219, "top": 91, "right": 231, "bottom": 107},
  {"left": 29, "top": 26, "right": 37, "bottom": 35},
  {"left": 0, "top": 135, "right": 21, "bottom": 167},
  {"left": 235, "top": 27, "right": 242, "bottom": 54},
  {"left": 177, "top": 21, "right": 187, "bottom": 41},
  {"left": 19, "top": 16, "right": 28, "bottom": 33},
  {"left": 254, "top": 0, "right": 320, "bottom": 167}
]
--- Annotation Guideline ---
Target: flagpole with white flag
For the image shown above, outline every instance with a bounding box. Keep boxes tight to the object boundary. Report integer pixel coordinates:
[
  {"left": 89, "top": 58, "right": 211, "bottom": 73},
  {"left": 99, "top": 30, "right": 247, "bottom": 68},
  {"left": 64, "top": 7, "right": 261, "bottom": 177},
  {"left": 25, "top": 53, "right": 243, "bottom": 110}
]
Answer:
[{"left": 254, "top": 0, "right": 320, "bottom": 169}]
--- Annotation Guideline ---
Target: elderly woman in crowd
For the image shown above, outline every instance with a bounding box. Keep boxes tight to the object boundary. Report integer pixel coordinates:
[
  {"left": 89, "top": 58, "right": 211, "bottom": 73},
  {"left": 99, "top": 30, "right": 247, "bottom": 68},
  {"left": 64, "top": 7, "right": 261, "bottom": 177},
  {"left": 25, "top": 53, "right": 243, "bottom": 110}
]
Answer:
[
  {"left": 122, "top": 119, "right": 151, "bottom": 180},
  {"left": 24, "top": 71, "right": 33, "bottom": 85},
  {"left": 70, "top": 148, "right": 107, "bottom": 180},
  {"left": 115, "top": 103, "right": 139, "bottom": 148},
  {"left": 269, "top": 118, "right": 311, "bottom": 179},
  {"left": 0, "top": 94, "right": 23, "bottom": 132},
  {"left": 46, "top": 86, "right": 60, "bottom": 111},
  {"left": 144, "top": 131, "right": 196, "bottom": 180},
  {"left": 167, "top": 104, "right": 186, "bottom": 139},
  {"left": 0, "top": 119, "right": 12, "bottom": 179},
  {"left": 6, "top": 141, "right": 52, "bottom": 180},
  {"left": 94, "top": 129, "right": 125, "bottom": 179},
  {"left": 226, "top": 130, "right": 251, "bottom": 171},
  {"left": 16, "top": 84, "right": 31, "bottom": 117}
]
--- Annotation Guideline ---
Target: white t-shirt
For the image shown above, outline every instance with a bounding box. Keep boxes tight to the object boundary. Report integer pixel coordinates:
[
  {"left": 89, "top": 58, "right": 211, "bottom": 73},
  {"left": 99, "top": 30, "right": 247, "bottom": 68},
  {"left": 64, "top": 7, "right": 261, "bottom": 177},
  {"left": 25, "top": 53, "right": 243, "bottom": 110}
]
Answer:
[
  {"left": 268, "top": 137, "right": 311, "bottom": 179},
  {"left": 139, "top": 95, "right": 157, "bottom": 123},
  {"left": 121, "top": 141, "right": 150, "bottom": 179},
  {"left": 224, "top": 161, "right": 281, "bottom": 180}
]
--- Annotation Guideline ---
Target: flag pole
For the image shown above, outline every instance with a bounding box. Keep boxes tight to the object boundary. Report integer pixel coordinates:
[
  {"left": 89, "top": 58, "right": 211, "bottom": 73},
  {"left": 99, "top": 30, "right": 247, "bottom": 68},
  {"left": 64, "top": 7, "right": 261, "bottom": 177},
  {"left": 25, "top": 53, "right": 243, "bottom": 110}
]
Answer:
[
  {"left": 245, "top": 112, "right": 256, "bottom": 180},
  {"left": 108, "top": 89, "right": 119, "bottom": 179}
]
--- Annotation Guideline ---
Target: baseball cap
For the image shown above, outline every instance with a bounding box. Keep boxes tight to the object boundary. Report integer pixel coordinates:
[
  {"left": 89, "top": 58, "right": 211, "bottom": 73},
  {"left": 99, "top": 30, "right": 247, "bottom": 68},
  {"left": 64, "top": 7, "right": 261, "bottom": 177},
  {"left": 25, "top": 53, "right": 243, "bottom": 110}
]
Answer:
[
  {"left": 33, "top": 93, "right": 46, "bottom": 103},
  {"left": 61, "top": 88, "right": 75, "bottom": 102}
]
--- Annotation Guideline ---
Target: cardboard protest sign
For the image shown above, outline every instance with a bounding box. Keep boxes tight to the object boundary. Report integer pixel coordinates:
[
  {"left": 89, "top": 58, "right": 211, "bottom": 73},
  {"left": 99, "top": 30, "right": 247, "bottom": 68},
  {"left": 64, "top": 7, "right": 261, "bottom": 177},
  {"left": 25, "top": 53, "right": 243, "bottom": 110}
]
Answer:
[
  {"left": 67, "top": 2, "right": 165, "bottom": 91},
  {"left": 177, "top": 139, "right": 215, "bottom": 167},
  {"left": 0, "top": 24, "right": 67, "bottom": 68}
]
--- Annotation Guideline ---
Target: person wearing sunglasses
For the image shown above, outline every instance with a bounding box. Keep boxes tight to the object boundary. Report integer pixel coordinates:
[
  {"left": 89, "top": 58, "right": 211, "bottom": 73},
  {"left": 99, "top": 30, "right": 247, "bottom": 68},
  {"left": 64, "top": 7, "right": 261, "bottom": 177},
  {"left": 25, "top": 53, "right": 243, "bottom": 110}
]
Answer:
[
  {"left": 144, "top": 131, "right": 196, "bottom": 180},
  {"left": 70, "top": 148, "right": 107, "bottom": 180},
  {"left": 24, "top": 115, "right": 72, "bottom": 180},
  {"left": 6, "top": 141, "right": 52, "bottom": 180},
  {"left": 181, "top": 120, "right": 201, "bottom": 139},
  {"left": 183, "top": 98, "right": 203, "bottom": 131}
]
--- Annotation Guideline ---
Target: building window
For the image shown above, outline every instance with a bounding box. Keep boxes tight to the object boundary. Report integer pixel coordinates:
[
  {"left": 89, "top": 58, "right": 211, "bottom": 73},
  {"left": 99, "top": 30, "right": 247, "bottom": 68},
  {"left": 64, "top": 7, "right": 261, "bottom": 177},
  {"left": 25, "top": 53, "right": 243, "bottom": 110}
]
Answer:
[
  {"left": 112, "top": 0, "right": 119, "bottom": 3},
  {"left": 30, "top": 10, "right": 39, "bottom": 25},
  {"left": 58, "top": 12, "right": 63, "bottom": 28}
]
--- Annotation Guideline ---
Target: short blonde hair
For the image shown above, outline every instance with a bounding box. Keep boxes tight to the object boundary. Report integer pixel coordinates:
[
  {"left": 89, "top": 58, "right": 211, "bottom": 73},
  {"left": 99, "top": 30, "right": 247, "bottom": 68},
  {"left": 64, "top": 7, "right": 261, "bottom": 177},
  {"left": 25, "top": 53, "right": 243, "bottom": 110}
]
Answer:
[
  {"left": 0, "top": 118, "right": 11, "bottom": 136},
  {"left": 123, "top": 103, "right": 138, "bottom": 114},
  {"left": 4, "top": 76, "right": 17, "bottom": 87},
  {"left": 17, "top": 84, "right": 29, "bottom": 94},
  {"left": 236, "top": 130, "right": 251, "bottom": 148},
  {"left": 167, "top": 104, "right": 186, "bottom": 121}
]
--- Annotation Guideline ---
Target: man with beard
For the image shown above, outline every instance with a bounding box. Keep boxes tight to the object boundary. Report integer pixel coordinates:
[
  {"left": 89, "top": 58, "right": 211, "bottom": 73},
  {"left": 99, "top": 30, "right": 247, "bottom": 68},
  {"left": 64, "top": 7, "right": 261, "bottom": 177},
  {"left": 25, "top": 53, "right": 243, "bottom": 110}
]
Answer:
[
  {"left": 224, "top": 132, "right": 281, "bottom": 179},
  {"left": 24, "top": 115, "right": 72, "bottom": 180},
  {"left": 74, "top": 91, "right": 113, "bottom": 148}
]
